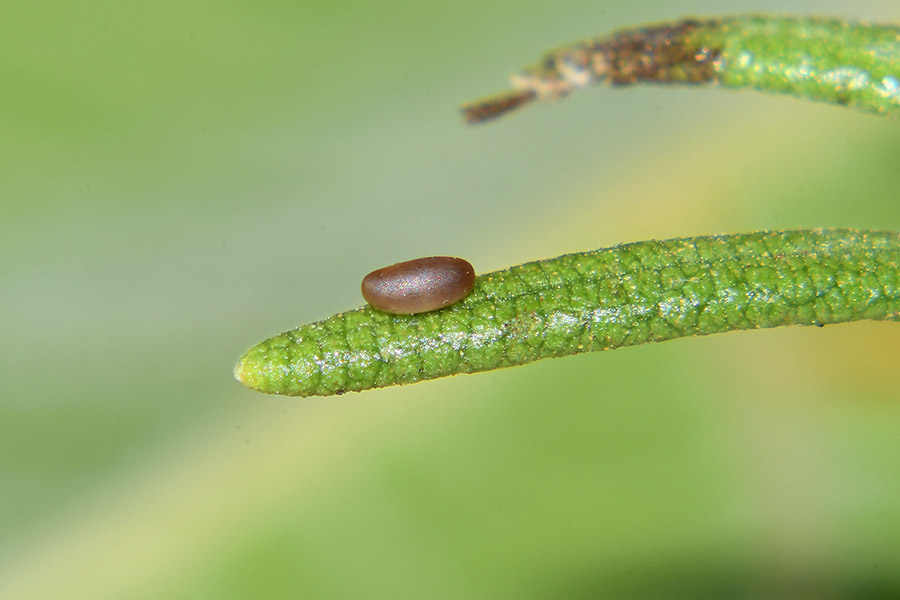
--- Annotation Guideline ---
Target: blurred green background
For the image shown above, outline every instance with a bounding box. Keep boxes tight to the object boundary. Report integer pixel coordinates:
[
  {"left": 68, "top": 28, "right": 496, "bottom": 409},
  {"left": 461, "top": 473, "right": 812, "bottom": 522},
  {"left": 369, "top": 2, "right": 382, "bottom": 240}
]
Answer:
[{"left": 3, "top": 1, "right": 900, "bottom": 598}]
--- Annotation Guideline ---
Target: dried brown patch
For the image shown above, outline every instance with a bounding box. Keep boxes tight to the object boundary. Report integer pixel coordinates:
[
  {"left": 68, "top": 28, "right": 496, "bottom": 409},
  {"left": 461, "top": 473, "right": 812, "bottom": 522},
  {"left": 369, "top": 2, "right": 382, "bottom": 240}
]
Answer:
[
  {"left": 462, "top": 89, "right": 538, "bottom": 124},
  {"left": 586, "top": 19, "right": 719, "bottom": 85}
]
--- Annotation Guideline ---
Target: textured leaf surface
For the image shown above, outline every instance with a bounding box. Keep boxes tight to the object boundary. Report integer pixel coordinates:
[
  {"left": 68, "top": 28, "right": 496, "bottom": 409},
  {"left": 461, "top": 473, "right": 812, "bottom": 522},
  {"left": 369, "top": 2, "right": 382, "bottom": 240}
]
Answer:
[
  {"left": 236, "top": 229, "right": 900, "bottom": 397},
  {"left": 463, "top": 16, "right": 900, "bottom": 122}
]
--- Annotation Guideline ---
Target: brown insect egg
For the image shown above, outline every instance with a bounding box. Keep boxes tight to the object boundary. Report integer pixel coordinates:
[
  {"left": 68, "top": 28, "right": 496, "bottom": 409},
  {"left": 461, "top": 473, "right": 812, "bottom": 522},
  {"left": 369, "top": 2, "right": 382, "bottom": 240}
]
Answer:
[{"left": 361, "top": 256, "right": 476, "bottom": 315}]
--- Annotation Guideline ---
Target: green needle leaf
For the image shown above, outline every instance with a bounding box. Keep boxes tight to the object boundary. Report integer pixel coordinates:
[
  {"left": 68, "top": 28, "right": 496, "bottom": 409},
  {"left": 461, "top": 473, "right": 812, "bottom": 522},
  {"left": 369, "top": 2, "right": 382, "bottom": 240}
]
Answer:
[
  {"left": 235, "top": 230, "right": 900, "bottom": 397},
  {"left": 462, "top": 16, "right": 900, "bottom": 122}
]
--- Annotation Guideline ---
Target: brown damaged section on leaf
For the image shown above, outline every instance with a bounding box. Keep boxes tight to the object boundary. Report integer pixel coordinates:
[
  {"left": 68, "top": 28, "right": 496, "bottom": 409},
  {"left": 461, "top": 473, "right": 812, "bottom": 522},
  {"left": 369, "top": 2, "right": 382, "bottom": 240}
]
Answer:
[
  {"left": 462, "top": 19, "right": 722, "bottom": 123},
  {"left": 585, "top": 19, "right": 719, "bottom": 85},
  {"left": 462, "top": 89, "right": 537, "bottom": 124}
]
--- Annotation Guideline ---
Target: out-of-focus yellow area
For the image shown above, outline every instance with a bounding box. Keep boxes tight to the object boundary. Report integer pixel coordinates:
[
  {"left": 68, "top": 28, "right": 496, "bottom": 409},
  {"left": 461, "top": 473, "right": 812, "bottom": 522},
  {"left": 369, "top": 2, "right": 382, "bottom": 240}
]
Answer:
[{"left": 2, "top": 1, "right": 900, "bottom": 598}]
